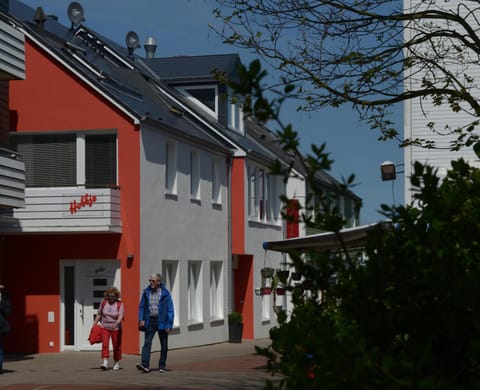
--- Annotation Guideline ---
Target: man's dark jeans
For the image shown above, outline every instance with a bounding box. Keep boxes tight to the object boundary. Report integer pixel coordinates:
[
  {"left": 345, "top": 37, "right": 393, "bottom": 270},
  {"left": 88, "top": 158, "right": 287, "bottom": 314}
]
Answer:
[{"left": 141, "top": 317, "right": 169, "bottom": 369}]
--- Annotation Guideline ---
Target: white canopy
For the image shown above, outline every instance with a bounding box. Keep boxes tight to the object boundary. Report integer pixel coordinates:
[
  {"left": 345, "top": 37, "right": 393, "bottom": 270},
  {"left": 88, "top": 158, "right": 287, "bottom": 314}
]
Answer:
[{"left": 262, "top": 222, "right": 386, "bottom": 253}]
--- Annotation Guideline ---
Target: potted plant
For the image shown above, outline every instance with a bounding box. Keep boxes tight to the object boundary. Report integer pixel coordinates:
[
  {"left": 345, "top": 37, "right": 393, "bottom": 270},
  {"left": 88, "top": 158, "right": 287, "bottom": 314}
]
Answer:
[{"left": 228, "top": 311, "right": 243, "bottom": 343}]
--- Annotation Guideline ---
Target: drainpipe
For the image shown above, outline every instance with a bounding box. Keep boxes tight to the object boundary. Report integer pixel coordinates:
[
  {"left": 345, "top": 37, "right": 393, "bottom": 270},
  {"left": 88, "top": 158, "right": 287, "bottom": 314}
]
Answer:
[{"left": 226, "top": 155, "right": 234, "bottom": 316}]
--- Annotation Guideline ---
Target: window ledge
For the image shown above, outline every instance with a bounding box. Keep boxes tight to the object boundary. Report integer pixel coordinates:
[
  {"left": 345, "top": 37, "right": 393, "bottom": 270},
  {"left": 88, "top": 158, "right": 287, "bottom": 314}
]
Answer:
[
  {"left": 165, "top": 192, "right": 178, "bottom": 200},
  {"left": 190, "top": 198, "right": 201, "bottom": 205},
  {"left": 248, "top": 219, "right": 282, "bottom": 229},
  {"left": 211, "top": 202, "right": 222, "bottom": 210},
  {"left": 210, "top": 318, "right": 225, "bottom": 327},
  {"left": 187, "top": 321, "right": 204, "bottom": 330}
]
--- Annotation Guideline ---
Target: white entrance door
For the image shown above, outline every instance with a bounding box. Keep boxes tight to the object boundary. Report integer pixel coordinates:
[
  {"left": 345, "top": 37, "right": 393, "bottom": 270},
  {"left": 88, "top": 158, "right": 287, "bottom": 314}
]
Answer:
[{"left": 60, "top": 259, "right": 121, "bottom": 351}]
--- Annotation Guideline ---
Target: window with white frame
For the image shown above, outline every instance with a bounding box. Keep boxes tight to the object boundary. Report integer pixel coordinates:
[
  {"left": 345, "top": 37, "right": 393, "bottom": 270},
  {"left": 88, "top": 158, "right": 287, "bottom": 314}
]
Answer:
[
  {"left": 212, "top": 157, "right": 222, "bottom": 204},
  {"left": 335, "top": 194, "right": 344, "bottom": 216},
  {"left": 248, "top": 165, "right": 257, "bottom": 218},
  {"left": 210, "top": 261, "right": 224, "bottom": 320},
  {"left": 190, "top": 150, "right": 200, "bottom": 200},
  {"left": 247, "top": 164, "right": 282, "bottom": 223},
  {"left": 268, "top": 174, "right": 282, "bottom": 222},
  {"left": 165, "top": 141, "right": 177, "bottom": 194},
  {"left": 188, "top": 260, "right": 203, "bottom": 323},
  {"left": 259, "top": 169, "right": 265, "bottom": 219},
  {"left": 227, "top": 92, "right": 245, "bottom": 135},
  {"left": 10, "top": 132, "right": 117, "bottom": 188},
  {"left": 162, "top": 260, "right": 179, "bottom": 328},
  {"left": 344, "top": 196, "right": 355, "bottom": 227},
  {"left": 177, "top": 85, "right": 218, "bottom": 119}
]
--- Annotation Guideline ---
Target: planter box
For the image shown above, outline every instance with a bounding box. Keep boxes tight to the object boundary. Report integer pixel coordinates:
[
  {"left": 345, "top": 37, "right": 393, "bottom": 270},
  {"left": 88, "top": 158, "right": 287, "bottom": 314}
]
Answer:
[
  {"left": 228, "top": 322, "right": 243, "bottom": 343},
  {"left": 261, "top": 287, "right": 272, "bottom": 295},
  {"left": 276, "top": 287, "right": 286, "bottom": 296}
]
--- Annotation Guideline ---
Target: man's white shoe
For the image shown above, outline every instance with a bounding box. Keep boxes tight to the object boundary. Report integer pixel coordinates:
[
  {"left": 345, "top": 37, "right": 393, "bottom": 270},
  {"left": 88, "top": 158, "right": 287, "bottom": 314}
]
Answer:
[{"left": 113, "top": 361, "right": 120, "bottom": 370}]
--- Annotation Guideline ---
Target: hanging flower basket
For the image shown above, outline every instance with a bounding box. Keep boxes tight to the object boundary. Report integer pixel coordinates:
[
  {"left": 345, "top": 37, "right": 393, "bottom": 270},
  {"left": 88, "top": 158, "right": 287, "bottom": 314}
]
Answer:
[
  {"left": 260, "top": 287, "right": 272, "bottom": 295},
  {"left": 277, "top": 270, "right": 290, "bottom": 283},
  {"left": 291, "top": 272, "right": 302, "bottom": 281},
  {"left": 261, "top": 267, "right": 275, "bottom": 278}
]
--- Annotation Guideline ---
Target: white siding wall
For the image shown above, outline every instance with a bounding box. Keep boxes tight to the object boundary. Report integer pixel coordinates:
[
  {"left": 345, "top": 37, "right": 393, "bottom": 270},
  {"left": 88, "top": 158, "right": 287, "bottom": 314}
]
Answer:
[
  {"left": 245, "top": 164, "right": 298, "bottom": 339},
  {"left": 140, "top": 125, "right": 230, "bottom": 349},
  {"left": 404, "top": 0, "right": 480, "bottom": 204}
]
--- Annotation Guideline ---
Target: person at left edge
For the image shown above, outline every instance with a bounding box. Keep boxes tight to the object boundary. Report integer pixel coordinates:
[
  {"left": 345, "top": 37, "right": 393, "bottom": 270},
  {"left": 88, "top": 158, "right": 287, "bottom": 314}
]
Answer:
[
  {"left": 93, "top": 287, "right": 124, "bottom": 370},
  {"left": 0, "top": 285, "right": 13, "bottom": 374}
]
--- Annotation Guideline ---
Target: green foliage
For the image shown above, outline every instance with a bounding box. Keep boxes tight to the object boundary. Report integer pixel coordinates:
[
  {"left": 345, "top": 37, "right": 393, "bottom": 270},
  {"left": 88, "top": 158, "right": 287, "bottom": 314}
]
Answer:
[
  {"left": 213, "top": 3, "right": 480, "bottom": 387},
  {"left": 228, "top": 311, "right": 243, "bottom": 324},
  {"left": 260, "top": 157, "right": 480, "bottom": 389},
  {"left": 219, "top": 45, "right": 480, "bottom": 388},
  {"left": 213, "top": 0, "right": 480, "bottom": 151}
]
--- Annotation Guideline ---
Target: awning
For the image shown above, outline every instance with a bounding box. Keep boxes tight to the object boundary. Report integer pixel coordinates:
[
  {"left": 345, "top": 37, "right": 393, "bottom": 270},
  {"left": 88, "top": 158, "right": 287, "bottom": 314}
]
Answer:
[{"left": 262, "top": 222, "right": 386, "bottom": 253}]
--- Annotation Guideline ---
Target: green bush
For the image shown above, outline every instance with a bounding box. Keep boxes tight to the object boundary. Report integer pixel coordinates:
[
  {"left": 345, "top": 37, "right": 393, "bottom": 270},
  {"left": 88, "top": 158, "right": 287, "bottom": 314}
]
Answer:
[
  {"left": 228, "top": 311, "right": 243, "bottom": 324},
  {"left": 259, "top": 157, "right": 480, "bottom": 389}
]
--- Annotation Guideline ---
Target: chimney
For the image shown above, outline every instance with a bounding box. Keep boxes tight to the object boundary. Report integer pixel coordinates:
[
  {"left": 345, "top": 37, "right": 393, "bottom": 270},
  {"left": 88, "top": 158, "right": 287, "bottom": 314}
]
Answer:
[
  {"left": 144, "top": 36, "right": 157, "bottom": 59},
  {"left": 34, "top": 7, "right": 47, "bottom": 33}
]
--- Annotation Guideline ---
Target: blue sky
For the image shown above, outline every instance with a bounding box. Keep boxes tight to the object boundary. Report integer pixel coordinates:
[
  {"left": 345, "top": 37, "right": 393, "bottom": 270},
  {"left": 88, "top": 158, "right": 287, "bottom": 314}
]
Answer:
[{"left": 20, "top": 0, "right": 405, "bottom": 224}]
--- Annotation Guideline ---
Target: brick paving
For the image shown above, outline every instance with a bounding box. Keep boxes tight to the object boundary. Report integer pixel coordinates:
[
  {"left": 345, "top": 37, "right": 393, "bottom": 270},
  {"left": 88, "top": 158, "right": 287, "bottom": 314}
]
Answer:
[{"left": 0, "top": 338, "right": 281, "bottom": 389}]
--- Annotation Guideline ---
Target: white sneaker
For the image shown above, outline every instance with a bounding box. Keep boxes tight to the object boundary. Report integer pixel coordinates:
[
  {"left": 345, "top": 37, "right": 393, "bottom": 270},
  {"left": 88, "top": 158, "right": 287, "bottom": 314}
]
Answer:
[
  {"left": 101, "top": 358, "right": 108, "bottom": 370},
  {"left": 113, "top": 361, "right": 120, "bottom": 370}
]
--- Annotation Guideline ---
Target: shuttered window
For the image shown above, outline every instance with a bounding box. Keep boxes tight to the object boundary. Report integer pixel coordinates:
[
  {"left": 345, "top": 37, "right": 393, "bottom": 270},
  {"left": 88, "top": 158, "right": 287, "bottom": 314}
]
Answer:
[
  {"left": 12, "top": 134, "right": 76, "bottom": 187},
  {"left": 85, "top": 134, "right": 116, "bottom": 188},
  {"left": 10, "top": 132, "right": 116, "bottom": 188}
]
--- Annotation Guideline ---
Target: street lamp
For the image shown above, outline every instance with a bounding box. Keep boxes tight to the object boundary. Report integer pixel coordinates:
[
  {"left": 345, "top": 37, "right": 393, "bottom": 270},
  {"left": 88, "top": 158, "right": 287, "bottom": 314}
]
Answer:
[{"left": 380, "top": 160, "right": 397, "bottom": 181}]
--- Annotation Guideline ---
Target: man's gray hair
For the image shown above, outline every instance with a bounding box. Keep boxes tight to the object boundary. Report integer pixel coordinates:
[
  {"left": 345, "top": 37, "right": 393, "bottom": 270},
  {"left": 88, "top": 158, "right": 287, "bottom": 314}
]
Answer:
[{"left": 152, "top": 273, "right": 162, "bottom": 282}]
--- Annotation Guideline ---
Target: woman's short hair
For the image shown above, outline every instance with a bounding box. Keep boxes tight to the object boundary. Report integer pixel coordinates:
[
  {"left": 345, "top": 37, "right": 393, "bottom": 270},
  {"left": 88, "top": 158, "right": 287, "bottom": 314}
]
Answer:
[{"left": 104, "top": 286, "right": 121, "bottom": 299}]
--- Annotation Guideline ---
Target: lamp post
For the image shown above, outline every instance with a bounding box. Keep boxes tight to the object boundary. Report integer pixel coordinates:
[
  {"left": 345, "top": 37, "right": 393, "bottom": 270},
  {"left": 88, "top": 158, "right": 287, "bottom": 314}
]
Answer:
[
  {"left": 380, "top": 161, "right": 397, "bottom": 181},
  {"left": 380, "top": 161, "right": 404, "bottom": 205}
]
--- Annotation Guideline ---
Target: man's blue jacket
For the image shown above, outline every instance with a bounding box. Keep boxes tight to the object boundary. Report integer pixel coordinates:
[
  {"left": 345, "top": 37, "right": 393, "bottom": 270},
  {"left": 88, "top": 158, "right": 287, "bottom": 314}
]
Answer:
[{"left": 138, "top": 284, "right": 174, "bottom": 330}]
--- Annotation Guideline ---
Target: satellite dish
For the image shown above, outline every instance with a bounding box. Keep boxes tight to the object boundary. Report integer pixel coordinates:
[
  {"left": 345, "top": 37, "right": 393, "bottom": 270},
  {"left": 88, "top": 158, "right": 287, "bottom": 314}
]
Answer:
[
  {"left": 125, "top": 31, "right": 141, "bottom": 49},
  {"left": 67, "top": 2, "right": 85, "bottom": 27}
]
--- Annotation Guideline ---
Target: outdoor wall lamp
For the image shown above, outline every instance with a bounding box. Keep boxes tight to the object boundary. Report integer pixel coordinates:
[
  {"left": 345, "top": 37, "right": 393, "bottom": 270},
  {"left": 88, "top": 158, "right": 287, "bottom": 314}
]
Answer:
[
  {"left": 380, "top": 160, "right": 397, "bottom": 181},
  {"left": 127, "top": 253, "right": 134, "bottom": 268}
]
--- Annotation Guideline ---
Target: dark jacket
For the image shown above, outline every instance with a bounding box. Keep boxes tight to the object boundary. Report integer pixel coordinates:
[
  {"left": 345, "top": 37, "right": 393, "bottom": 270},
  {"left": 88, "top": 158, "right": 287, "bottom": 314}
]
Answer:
[
  {"left": 0, "top": 291, "right": 12, "bottom": 335},
  {"left": 138, "top": 284, "right": 174, "bottom": 330}
]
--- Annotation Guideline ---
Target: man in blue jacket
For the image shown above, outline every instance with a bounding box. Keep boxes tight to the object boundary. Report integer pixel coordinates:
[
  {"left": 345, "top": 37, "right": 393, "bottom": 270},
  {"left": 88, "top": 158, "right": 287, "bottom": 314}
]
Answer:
[{"left": 136, "top": 273, "right": 174, "bottom": 373}]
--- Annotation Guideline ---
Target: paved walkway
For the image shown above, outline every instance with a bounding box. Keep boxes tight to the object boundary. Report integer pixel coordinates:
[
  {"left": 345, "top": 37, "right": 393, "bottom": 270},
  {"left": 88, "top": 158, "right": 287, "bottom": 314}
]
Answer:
[{"left": 0, "top": 338, "right": 279, "bottom": 389}]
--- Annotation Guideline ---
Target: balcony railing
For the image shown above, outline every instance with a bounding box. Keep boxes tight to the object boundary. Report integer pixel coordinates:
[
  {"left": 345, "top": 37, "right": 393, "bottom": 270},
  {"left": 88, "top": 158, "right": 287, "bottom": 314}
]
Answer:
[
  {"left": 0, "top": 19, "right": 25, "bottom": 80},
  {"left": 0, "top": 187, "right": 121, "bottom": 233},
  {"left": 0, "top": 148, "right": 25, "bottom": 209}
]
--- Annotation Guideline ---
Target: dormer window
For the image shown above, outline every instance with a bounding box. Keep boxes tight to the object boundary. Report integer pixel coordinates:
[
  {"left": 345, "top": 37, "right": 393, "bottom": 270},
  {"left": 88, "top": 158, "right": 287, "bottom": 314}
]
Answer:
[
  {"left": 228, "top": 97, "right": 245, "bottom": 135},
  {"left": 177, "top": 85, "right": 218, "bottom": 119}
]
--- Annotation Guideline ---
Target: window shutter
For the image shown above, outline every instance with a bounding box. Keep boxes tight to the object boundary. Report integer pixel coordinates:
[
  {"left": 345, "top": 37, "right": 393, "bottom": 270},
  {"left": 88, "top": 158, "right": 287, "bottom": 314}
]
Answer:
[
  {"left": 12, "top": 134, "right": 76, "bottom": 187},
  {"left": 85, "top": 134, "right": 116, "bottom": 188}
]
